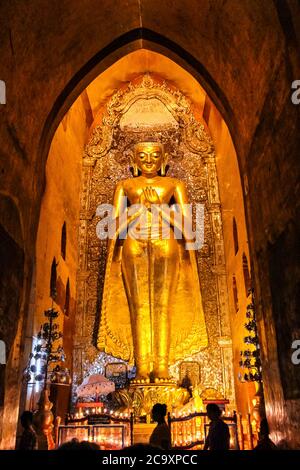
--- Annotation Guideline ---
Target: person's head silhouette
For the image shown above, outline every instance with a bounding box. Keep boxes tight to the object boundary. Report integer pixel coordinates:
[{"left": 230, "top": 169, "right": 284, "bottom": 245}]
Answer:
[
  {"left": 206, "top": 403, "right": 222, "bottom": 421},
  {"left": 20, "top": 411, "right": 34, "bottom": 429},
  {"left": 151, "top": 403, "right": 167, "bottom": 424}
]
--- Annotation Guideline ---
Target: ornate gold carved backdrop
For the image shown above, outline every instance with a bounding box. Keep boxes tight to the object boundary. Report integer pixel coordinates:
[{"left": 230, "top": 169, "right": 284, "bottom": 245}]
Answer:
[{"left": 74, "top": 74, "right": 235, "bottom": 407}]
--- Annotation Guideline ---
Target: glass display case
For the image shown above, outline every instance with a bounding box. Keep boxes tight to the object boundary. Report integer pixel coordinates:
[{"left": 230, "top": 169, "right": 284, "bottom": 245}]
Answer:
[
  {"left": 58, "top": 425, "right": 89, "bottom": 445},
  {"left": 58, "top": 424, "right": 130, "bottom": 449}
]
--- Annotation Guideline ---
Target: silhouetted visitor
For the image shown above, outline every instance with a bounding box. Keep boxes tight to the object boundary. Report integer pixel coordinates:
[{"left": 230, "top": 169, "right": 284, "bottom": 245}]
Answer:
[
  {"left": 57, "top": 438, "right": 100, "bottom": 450},
  {"left": 149, "top": 403, "right": 171, "bottom": 450},
  {"left": 203, "top": 404, "right": 230, "bottom": 450},
  {"left": 18, "top": 411, "right": 38, "bottom": 450},
  {"left": 253, "top": 418, "right": 277, "bottom": 450}
]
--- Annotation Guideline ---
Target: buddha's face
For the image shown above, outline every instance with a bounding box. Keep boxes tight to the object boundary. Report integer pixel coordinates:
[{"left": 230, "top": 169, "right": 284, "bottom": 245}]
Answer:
[{"left": 134, "top": 143, "right": 163, "bottom": 175}]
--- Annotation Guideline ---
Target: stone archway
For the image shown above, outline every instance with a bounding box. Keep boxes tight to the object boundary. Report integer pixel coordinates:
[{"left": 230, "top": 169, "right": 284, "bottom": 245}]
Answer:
[
  {"left": 1, "top": 1, "right": 300, "bottom": 448},
  {"left": 28, "top": 35, "right": 300, "bottom": 446}
]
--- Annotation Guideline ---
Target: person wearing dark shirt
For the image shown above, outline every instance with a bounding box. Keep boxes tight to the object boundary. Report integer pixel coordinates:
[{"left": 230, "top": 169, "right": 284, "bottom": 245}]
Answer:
[
  {"left": 19, "top": 411, "right": 38, "bottom": 450},
  {"left": 204, "top": 404, "right": 230, "bottom": 450},
  {"left": 149, "top": 403, "right": 171, "bottom": 450}
]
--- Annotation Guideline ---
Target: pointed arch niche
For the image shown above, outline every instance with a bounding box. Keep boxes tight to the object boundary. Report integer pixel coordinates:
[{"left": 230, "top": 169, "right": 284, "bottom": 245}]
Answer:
[{"left": 33, "top": 49, "right": 252, "bottom": 417}]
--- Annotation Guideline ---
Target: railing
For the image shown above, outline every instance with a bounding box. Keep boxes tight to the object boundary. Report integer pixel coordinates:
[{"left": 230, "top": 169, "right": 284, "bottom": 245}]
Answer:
[
  {"left": 56, "top": 409, "right": 252, "bottom": 450},
  {"left": 168, "top": 410, "right": 239, "bottom": 450}
]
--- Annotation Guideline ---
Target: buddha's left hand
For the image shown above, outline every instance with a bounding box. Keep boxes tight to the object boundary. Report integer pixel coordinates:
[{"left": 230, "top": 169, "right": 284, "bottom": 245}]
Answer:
[{"left": 142, "top": 187, "right": 161, "bottom": 205}]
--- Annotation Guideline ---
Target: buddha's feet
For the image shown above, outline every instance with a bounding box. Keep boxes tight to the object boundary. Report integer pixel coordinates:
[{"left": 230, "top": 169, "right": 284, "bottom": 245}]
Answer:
[
  {"left": 153, "top": 365, "right": 170, "bottom": 380},
  {"left": 133, "top": 363, "right": 150, "bottom": 382},
  {"left": 134, "top": 374, "right": 148, "bottom": 381}
]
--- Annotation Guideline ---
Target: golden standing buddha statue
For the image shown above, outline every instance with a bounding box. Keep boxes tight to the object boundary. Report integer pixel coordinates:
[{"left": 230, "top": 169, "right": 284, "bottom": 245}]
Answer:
[{"left": 97, "top": 142, "right": 207, "bottom": 380}]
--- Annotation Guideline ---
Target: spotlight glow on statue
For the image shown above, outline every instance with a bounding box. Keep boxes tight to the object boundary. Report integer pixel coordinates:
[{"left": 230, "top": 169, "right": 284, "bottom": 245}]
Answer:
[{"left": 97, "top": 142, "right": 208, "bottom": 380}]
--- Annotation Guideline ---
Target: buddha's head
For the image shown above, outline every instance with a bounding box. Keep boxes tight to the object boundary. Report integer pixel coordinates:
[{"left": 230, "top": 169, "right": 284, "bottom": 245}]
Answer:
[{"left": 133, "top": 142, "right": 167, "bottom": 176}]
